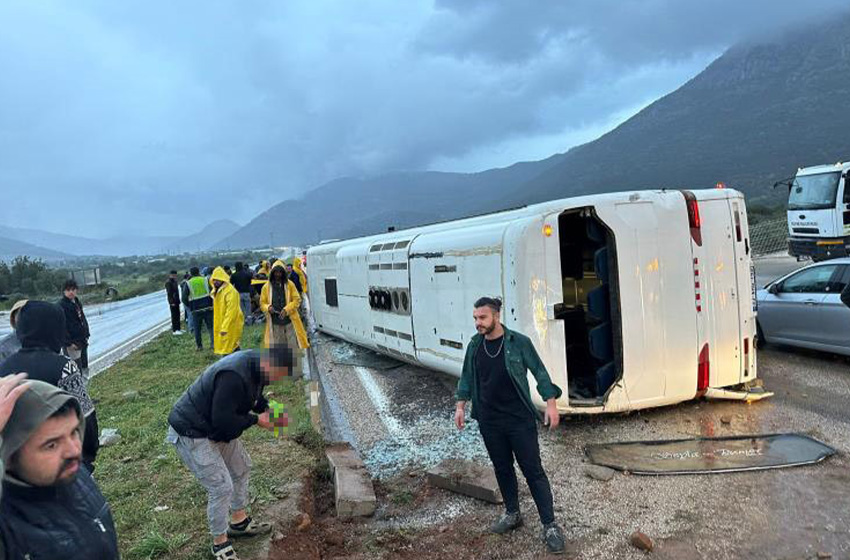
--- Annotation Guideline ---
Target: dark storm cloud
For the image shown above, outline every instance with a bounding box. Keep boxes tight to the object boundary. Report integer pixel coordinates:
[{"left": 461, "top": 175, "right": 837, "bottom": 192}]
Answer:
[{"left": 1, "top": 0, "right": 847, "bottom": 238}]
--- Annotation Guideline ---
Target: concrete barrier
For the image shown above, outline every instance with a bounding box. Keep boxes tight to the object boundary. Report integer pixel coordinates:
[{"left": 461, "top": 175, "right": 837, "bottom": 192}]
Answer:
[{"left": 325, "top": 443, "right": 376, "bottom": 518}]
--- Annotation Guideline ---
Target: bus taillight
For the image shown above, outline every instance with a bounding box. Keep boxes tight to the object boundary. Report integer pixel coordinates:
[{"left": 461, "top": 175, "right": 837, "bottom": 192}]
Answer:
[
  {"left": 682, "top": 191, "right": 703, "bottom": 246},
  {"left": 697, "top": 343, "right": 710, "bottom": 391}
]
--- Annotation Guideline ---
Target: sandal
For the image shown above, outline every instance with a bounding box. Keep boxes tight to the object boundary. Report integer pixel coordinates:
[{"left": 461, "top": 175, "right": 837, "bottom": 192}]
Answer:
[
  {"left": 227, "top": 516, "right": 272, "bottom": 538},
  {"left": 212, "top": 541, "right": 239, "bottom": 559}
]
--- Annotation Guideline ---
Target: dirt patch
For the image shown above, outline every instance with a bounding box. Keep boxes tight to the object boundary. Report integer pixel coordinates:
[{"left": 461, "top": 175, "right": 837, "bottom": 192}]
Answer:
[{"left": 268, "top": 459, "right": 577, "bottom": 560}]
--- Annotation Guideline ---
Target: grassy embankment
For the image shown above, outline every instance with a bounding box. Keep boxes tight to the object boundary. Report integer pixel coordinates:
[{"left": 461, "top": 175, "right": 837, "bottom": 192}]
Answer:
[{"left": 88, "top": 324, "right": 320, "bottom": 559}]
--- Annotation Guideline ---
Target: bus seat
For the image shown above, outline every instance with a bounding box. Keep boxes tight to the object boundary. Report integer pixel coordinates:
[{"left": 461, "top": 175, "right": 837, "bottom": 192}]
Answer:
[
  {"left": 587, "top": 285, "right": 609, "bottom": 322},
  {"left": 589, "top": 322, "right": 613, "bottom": 362},
  {"left": 586, "top": 220, "right": 605, "bottom": 244},
  {"left": 594, "top": 247, "right": 609, "bottom": 283},
  {"left": 594, "top": 363, "right": 617, "bottom": 396}
]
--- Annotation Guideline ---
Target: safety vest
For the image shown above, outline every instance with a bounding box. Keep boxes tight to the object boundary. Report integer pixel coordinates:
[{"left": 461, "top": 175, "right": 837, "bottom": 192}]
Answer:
[{"left": 188, "top": 276, "right": 212, "bottom": 310}]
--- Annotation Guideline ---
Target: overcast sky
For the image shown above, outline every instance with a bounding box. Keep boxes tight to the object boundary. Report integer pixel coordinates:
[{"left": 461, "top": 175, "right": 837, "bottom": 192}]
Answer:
[{"left": 1, "top": 1, "right": 847, "bottom": 239}]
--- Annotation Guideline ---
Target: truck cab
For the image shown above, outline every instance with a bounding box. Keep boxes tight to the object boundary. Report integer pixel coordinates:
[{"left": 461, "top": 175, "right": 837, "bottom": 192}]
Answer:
[{"left": 787, "top": 161, "right": 850, "bottom": 261}]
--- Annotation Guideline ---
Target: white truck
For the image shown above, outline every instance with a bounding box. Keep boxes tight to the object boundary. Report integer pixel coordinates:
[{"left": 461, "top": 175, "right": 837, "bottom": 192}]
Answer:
[{"left": 782, "top": 161, "right": 850, "bottom": 261}]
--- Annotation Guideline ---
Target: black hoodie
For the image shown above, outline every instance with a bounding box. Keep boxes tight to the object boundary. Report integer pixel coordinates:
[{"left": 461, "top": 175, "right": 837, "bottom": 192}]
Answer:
[{"left": 0, "top": 301, "right": 99, "bottom": 466}]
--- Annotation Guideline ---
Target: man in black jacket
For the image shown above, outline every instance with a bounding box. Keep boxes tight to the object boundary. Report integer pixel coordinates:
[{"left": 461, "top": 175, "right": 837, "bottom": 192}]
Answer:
[
  {"left": 165, "top": 270, "right": 184, "bottom": 335},
  {"left": 230, "top": 262, "right": 254, "bottom": 325},
  {"left": 167, "top": 346, "right": 293, "bottom": 560},
  {"left": 0, "top": 301, "right": 100, "bottom": 470},
  {"left": 0, "top": 376, "right": 119, "bottom": 560},
  {"left": 58, "top": 279, "right": 90, "bottom": 378}
]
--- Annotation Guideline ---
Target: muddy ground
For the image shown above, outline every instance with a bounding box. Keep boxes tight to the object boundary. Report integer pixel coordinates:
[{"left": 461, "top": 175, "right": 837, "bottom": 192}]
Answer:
[{"left": 267, "top": 334, "right": 850, "bottom": 560}]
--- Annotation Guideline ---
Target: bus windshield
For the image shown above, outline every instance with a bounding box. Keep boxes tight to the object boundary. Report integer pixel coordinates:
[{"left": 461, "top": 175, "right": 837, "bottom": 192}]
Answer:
[{"left": 788, "top": 172, "right": 841, "bottom": 210}]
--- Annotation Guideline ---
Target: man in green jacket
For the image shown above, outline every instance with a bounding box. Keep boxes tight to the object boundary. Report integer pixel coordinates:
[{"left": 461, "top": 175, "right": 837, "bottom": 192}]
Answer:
[{"left": 454, "top": 297, "right": 566, "bottom": 555}]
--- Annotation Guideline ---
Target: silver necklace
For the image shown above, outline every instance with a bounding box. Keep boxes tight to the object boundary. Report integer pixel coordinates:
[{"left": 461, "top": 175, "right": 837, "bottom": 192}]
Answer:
[{"left": 482, "top": 336, "right": 504, "bottom": 358}]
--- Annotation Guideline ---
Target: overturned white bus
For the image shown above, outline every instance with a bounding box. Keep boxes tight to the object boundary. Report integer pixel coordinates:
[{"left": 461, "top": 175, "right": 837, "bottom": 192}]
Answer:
[{"left": 307, "top": 189, "right": 764, "bottom": 414}]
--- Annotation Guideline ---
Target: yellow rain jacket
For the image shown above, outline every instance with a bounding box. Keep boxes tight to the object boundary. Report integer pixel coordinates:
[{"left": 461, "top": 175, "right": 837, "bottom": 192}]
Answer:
[
  {"left": 292, "top": 258, "right": 308, "bottom": 294},
  {"left": 260, "top": 261, "right": 309, "bottom": 349},
  {"left": 251, "top": 260, "right": 270, "bottom": 290},
  {"left": 211, "top": 266, "right": 244, "bottom": 355}
]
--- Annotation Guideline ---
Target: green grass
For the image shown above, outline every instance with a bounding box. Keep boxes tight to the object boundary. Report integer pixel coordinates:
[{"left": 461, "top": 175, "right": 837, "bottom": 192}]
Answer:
[{"left": 88, "top": 324, "right": 318, "bottom": 559}]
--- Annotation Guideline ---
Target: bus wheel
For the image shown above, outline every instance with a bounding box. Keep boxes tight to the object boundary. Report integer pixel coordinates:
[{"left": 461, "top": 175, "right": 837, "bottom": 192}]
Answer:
[{"left": 756, "top": 322, "right": 767, "bottom": 349}]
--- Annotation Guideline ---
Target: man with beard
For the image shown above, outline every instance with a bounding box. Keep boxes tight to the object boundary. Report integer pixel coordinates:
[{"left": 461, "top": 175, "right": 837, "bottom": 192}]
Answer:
[
  {"left": 0, "top": 301, "right": 99, "bottom": 471},
  {"left": 454, "top": 297, "right": 566, "bottom": 555},
  {"left": 0, "top": 375, "right": 119, "bottom": 559}
]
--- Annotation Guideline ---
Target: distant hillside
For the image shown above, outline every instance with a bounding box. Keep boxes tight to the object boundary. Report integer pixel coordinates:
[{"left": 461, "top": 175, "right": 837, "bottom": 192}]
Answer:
[
  {"left": 0, "top": 219, "right": 241, "bottom": 257},
  {"left": 496, "top": 13, "right": 850, "bottom": 211},
  {"left": 165, "top": 219, "right": 241, "bottom": 254},
  {"left": 214, "top": 158, "right": 563, "bottom": 249},
  {"left": 0, "top": 235, "right": 69, "bottom": 262},
  {"left": 222, "top": 12, "right": 850, "bottom": 248}
]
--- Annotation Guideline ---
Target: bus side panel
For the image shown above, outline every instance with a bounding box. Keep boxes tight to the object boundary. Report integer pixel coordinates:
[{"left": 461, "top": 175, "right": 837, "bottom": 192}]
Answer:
[
  {"left": 595, "top": 193, "right": 698, "bottom": 407},
  {"left": 697, "top": 196, "right": 743, "bottom": 387},
  {"left": 409, "top": 226, "right": 504, "bottom": 376},
  {"left": 506, "top": 215, "right": 569, "bottom": 411}
]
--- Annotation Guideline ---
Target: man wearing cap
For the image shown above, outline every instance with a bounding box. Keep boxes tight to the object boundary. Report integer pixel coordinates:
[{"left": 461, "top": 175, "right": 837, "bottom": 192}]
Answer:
[
  {"left": 0, "top": 300, "right": 27, "bottom": 364},
  {"left": 0, "top": 374, "right": 119, "bottom": 559},
  {"left": 166, "top": 346, "right": 293, "bottom": 560},
  {"left": 454, "top": 296, "right": 566, "bottom": 555}
]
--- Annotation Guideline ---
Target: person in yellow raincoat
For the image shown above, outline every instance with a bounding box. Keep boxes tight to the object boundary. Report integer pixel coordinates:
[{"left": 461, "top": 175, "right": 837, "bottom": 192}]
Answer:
[
  {"left": 210, "top": 266, "right": 244, "bottom": 355},
  {"left": 291, "top": 258, "right": 308, "bottom": 295},
  {"left": 260, "top": 261, "right": 309, "bottom": 372}
]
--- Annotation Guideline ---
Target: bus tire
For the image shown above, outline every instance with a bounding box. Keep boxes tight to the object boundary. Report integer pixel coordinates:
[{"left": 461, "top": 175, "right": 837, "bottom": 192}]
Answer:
[{"left": 756, "top": 321, "right": 767, "bottom": 349}]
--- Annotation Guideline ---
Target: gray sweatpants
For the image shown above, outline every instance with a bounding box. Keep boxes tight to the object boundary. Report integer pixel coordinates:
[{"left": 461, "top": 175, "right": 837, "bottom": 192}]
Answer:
[{"left": 166, "top": 426, "right": 252, "bottom": 536}]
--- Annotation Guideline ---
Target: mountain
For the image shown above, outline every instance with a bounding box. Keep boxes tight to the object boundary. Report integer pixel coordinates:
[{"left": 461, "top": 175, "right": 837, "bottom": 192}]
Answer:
[
  {"left": 214, "top": 157, "right": 564, "bottom": 249},
  {"left": 496, "top": 14, "right": 850, "bottom": 211},
  {"left": 0, "top": 219, "right": 240, "bottom": 257},
  {"left": 165, "top": 219, "right": 241, "bottom": 254},
  {"left": 221, "top": 13, "right": 850, "bottom": 248},
  {"left": 0, "top": 235, "right": 70, "bottom": 262}
]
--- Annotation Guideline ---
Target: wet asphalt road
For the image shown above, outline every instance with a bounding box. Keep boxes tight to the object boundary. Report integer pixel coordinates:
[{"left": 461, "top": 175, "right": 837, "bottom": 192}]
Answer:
[{"left": 0, "top": 290, "right": 171, "bottom": 366}]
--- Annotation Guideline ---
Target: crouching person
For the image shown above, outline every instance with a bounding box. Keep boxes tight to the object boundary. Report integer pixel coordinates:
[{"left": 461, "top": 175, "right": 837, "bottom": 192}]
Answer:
[
  {"left": 166, "top": 346, "right": 293, "bottom": 560},
  {"left": 454, "top": 297, "right": 566, "bottom": 555},
  {"left": 0, "top": 374, "right": 119, "bottom": 559}
]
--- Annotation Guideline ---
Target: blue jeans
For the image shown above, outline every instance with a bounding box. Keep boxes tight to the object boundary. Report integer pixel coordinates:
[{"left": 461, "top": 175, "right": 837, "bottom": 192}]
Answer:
[{"left": 192, "top": 309, "right": 214, "bottom": 350}]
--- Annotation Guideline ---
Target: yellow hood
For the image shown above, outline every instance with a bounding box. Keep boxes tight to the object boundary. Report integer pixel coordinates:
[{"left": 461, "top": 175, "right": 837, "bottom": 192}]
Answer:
[
  {"left": 292, "top": 259, "right": 303, "bottom": 271},
  {"left": 210, "top": 266, "right": 231, "bottom": 286},
  {"left": 269, "top": 260, "right": 287, "bottom": 281}
]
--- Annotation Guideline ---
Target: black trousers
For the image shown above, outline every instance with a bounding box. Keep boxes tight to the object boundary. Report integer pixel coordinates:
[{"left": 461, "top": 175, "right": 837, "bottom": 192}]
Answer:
[
  {"left": 478, "top": 419, "right": 555, "bottom": 525},
  {"left": 169, "top": 304, "right": 181, "bottom": 332},
  {"left": 192, "top": 309, "right": 214, "bottom": 349}
]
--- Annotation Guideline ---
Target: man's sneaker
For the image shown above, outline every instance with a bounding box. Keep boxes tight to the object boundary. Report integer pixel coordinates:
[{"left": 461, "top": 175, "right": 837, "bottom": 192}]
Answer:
[
  {"left": 542, "top": 522, "right": 566, "bottom": 554},
  {"left": 489, "top": 511, "right": 523, "bottom": 534},
  {"left": 172, "top": 330, "right": 184, "bottom": 335}
]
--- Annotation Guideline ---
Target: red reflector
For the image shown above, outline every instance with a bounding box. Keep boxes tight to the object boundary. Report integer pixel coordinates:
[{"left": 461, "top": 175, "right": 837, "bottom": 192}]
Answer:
[
  {"left": 697, "top": 343, "right": 710, "bottom": 391},
  {"left": 682, "top": 191, "right": 703, "bottom": 246},
  {"left": 744, "top": 338, "right": 749, "bottom": 354}
]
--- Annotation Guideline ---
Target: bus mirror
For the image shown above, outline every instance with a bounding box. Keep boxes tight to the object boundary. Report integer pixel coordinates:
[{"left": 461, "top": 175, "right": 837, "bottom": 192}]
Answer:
[{"left": 768, "top": 283, "right": 780, "bottom": 295}]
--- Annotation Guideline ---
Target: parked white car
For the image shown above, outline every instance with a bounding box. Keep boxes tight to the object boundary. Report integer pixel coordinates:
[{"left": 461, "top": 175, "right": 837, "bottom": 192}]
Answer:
[{"left": 757, "top": 257, "right": 850, "bottom": 355}]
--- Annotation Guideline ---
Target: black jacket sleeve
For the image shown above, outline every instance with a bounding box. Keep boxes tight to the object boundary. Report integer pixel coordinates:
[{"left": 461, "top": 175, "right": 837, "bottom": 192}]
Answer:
[
  {"left": 252, "top": 394, "right": 269, "bottom": 414},
  {"left": 210, "top": 371, "right": 258, "bottom": 441}
]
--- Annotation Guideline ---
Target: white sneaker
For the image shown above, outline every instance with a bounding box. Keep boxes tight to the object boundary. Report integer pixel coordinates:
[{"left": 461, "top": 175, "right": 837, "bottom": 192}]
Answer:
[{"left": 173, "top": 330, "right": 184, "bottom": 335}]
